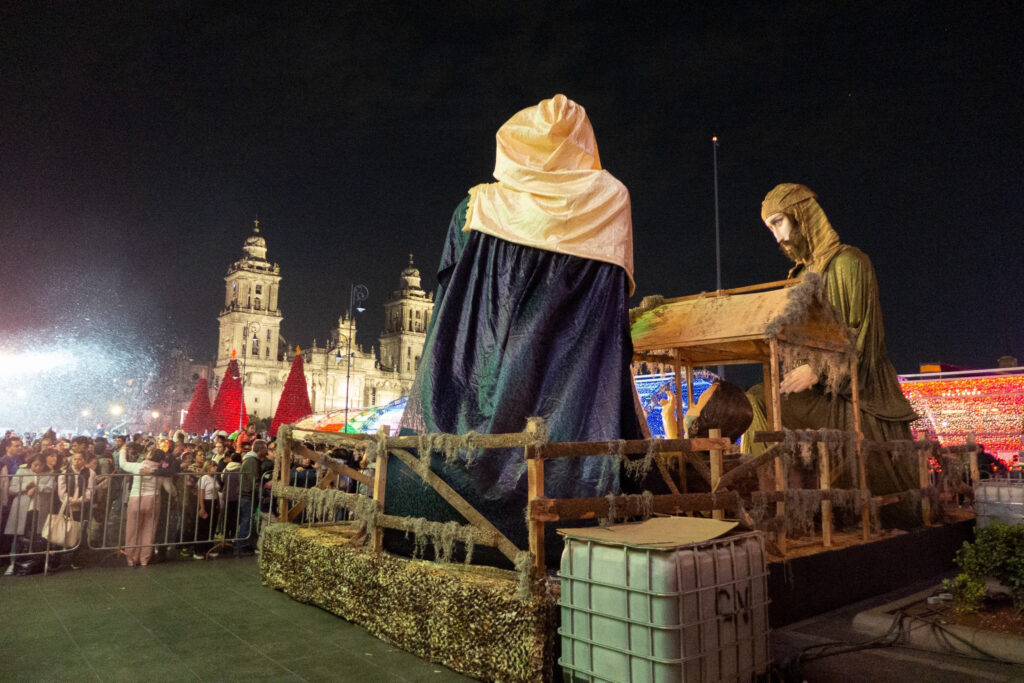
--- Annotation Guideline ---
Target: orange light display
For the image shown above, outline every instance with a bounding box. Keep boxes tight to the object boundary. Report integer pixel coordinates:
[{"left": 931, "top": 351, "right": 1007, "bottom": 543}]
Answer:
[{"left": 900, "top": 373, "right": 1024, "bottom": 455}]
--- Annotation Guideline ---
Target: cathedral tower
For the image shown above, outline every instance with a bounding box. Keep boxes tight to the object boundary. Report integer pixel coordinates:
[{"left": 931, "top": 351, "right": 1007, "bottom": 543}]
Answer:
[
  {"left": 379, "top": 254, "right": 433, "bottom": 380},
  {"left": 217, "top": 220, "right": 283, "bottom": 364},
  {"left": 213, "top": 220, "right": 286, "bottom": 420}
]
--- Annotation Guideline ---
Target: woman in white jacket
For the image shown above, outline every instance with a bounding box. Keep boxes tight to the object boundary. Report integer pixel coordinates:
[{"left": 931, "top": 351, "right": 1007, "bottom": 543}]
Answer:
[
  {"left": 4, "top": 454, "right": 54, "bottom": 574},
  {"left": 119, "top": 447, "right": 174, "bottom": 567}
]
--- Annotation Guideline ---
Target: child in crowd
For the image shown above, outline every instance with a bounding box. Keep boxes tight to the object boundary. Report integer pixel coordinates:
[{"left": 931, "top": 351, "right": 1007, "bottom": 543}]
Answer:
[{"left": 195, "top": 461, "right": 221, "bottom": 559}]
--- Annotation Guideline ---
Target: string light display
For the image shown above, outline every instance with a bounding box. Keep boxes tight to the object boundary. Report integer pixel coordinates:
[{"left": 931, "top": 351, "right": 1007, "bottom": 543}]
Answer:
[{"left": 899, "top": 373, "right": 1024, "bottom": 455}]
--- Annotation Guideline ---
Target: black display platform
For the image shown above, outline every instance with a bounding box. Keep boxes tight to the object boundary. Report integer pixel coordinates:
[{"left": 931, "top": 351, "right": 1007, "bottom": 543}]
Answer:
[{"left": 767, "top": 520, "right": 974, "bottom": 627}]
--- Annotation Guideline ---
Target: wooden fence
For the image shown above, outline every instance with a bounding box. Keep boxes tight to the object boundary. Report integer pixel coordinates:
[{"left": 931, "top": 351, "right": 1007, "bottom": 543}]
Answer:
[{"left": 270, "top": 421, "right": 979, "bottom": 580}]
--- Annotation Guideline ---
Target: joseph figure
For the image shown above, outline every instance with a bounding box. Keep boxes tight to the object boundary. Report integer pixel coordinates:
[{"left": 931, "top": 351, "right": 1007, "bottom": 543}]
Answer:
[{"left": 742, "top": 183, "right": 919, "bottom": 524}]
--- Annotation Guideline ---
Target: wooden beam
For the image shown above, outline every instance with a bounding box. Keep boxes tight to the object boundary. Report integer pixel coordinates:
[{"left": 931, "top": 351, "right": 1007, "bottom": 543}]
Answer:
[
  {"left": 714, "top": 443, "right": 783, "bottom": 492},
  {"left": 388, "top": 448, "right": 520, "bottom": 564},
  {"left": 525, "top": 418, "right": 547, "bottom": 579},
  {"left": 674, "top": 349, "right": 686, "bottom": 493},
  {"left": 850, "top": 355, "right": 869, "bottom": 541},
  {"left": 529, "top": 491, "right": 746, "bottom": 521},
  {"left": 372, "top": 427, "right": 389, "bottom": 551},
  {"left": 290, "top": 442, "right": 374, "bottom": 488},
  {"left": 531, "top": 437, "right": 732, "bottom": 460},
  {"left": 769, "top": 338, "right": 787, "bottom": 554},
  {"left": 818, "top": 441, "right": 832, "bottom": 548},
  {"left": 661, "top": 278, "right": 802, "bottom": 304},
  {"left": 709, "top": 428, "right": 724, "bottom": 520}
]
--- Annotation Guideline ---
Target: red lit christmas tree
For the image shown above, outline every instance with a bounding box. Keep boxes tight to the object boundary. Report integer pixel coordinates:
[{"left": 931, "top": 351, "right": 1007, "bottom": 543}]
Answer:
[
  {"left": 270, "top": 347, "right": 313, "bottom": 436},
  {"left": 211, "top": 354, "right": 248, "bottom": 433},
  {"left": 181, "top": 374, "right": 215, "bottom": 434}
]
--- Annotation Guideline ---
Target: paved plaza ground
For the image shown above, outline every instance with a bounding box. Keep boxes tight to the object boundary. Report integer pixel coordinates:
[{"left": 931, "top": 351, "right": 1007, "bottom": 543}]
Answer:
[
  {"left": 3, "top": 556, "right": 1023, "bottom": 682},
  {"left": 0, "top": 557, "right": 469, "bottom": 682}
]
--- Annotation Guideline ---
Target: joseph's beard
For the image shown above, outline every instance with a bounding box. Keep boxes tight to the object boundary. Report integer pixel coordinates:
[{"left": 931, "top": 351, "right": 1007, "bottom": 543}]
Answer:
[
  {"left": 778, "top": 240, "right": 798, "bottom": 262},
  {"left": 778, "top": 239, "right": 808, "bottom": 263}
]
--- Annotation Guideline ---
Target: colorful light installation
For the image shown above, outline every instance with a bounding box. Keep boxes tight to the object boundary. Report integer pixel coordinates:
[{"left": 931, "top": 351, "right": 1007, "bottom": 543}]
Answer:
[{"left": 899, "top": 372, "right": 1024, "bottom": 455}]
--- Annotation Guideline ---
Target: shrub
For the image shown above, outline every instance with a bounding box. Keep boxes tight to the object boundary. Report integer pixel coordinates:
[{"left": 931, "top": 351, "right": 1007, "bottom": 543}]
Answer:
[{"left": 943, "top": 522, "right": 1024, "bottom": 613}]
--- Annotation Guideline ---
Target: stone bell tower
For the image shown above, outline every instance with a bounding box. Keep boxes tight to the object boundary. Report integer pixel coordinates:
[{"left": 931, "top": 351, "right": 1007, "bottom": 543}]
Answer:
[
  {"left": 216, "top": 220, "right": 283, "bottom": 365},
  {"left": 379, "top": 254, "right": 434, "bottom": 380}
]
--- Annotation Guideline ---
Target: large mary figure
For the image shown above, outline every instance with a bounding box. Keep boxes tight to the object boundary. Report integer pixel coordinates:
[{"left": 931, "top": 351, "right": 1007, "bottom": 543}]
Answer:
[{"left": 389, "top": 94, "right": 643, "bottom": 563}]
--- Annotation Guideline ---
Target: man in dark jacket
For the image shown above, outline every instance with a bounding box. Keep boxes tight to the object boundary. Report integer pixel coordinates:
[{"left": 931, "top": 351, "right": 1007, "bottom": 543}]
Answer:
[{"left": 236, "top": 440, "right": 266, "bottom": 553}]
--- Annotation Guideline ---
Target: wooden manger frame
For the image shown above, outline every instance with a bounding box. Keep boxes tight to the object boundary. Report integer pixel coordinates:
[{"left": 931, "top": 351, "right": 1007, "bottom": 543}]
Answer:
[{"left": 630, "top": 278, "right": 865, "bottom": 552}]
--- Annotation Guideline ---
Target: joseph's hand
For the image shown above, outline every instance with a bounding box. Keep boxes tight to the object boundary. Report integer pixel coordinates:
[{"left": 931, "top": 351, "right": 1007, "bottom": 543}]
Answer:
[{"left": 781, "top": 364, "right": 817, "bottom": 394}]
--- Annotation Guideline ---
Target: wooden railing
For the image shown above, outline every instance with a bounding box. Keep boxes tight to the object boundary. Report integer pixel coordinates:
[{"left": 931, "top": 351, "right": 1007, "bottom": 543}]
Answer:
[{"left": 271, "top": 421, "right": 977, "bottom": 582}]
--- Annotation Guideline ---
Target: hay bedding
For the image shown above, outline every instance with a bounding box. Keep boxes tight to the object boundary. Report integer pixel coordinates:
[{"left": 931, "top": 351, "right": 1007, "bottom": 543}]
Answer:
[{"left": 259, "top": 523, "right": 558, "bottom": 682}]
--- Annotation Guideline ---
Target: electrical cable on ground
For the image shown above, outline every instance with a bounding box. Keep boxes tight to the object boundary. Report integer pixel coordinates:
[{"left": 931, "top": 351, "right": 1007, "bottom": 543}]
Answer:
[{"left": 776, "top": 597, "right": 1023, "bottom": 680}]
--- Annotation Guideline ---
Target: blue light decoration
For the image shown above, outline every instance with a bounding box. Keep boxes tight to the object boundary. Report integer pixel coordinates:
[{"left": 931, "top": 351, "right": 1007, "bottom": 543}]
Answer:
[
  {"left": 633, "top": 371, "right": 718, "bottom": 438},
  {"left": 338, "top": 372, "right": 719, "bottom": 439}
]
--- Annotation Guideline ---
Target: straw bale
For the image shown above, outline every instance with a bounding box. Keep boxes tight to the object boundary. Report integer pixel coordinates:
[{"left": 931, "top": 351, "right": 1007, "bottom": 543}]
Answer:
[{"left": 260, "top": 523, "right": 558, "bottom": 682}]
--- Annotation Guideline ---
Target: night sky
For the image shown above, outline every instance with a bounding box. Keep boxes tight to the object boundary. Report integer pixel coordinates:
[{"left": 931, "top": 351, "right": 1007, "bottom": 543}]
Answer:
[{"left": 3, "top": 2, "right": 1022, "bottom": 386}]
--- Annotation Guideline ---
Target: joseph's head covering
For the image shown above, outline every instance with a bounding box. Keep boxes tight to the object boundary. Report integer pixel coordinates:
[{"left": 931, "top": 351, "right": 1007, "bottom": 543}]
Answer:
[
  {"left": 760, "top": 183, "right": 843, "bottom": 276},
  {"left": 761, "top": 183, "right": 817, "bottom": 222},
  {"left": 465, "top": 94, "right": 635, "bottom": 294}
]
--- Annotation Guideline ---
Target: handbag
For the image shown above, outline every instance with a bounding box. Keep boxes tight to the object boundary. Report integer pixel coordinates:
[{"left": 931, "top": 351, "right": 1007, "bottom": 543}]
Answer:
[{"left": 42, "top": 499, "right": 82, "bottom": 548}]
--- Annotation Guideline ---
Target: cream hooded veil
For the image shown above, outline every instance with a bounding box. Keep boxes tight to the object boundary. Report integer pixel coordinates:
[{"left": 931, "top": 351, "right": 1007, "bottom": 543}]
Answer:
[{"left": 465, "top": 94, "right": 635, "bottom": 294}]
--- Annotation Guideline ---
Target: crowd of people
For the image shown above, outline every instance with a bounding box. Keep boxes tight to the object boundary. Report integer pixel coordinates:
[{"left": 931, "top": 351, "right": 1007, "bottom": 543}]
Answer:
[{"left": 0, "top": 422, "right": 285, "bottom": 574}]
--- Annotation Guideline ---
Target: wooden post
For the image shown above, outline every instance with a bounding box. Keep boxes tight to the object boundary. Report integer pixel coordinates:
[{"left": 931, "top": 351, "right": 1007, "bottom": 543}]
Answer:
[
  {"left": 525, "top": 419, "right": 547, "bottom": 578},
  {"left": 850, "top": 355, "right": 870, "bottom": 540},
  {"left": 709, "top": 428, "right": 723, "bottom": 521},
  {"left": 769, "top": 340, "right": 787, "bottom": 554},
  {"left": 918, "top": 446, "right": 932, "bottom": 526},
  {"left": 817, "top": 441, "right": 832, "bottom": 548},
  {"left": 673, "top": 350, "right": 687, "bottom": 493},
  {"left": 371, "top": 427, "right": 389, "bottom": 552},
  {"left": 684, "top": 365, "right": 695, "bottom": 424}
]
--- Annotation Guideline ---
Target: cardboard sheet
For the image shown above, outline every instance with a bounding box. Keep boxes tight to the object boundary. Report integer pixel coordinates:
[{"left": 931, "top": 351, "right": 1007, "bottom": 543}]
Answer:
[{"left": 557, "top": 516, "right": 737, "bottom": 549}]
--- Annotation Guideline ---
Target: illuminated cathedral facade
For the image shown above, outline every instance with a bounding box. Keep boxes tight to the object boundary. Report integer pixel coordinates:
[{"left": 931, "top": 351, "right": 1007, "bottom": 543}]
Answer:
[{"left": 210, "top": 221, "right": 433, "bottom": 421}]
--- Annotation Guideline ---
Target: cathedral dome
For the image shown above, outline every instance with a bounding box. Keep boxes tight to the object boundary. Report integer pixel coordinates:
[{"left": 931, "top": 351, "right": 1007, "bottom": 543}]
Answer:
[
  {"left": 400, "top": 254, "right": 421, "bottom": 289},
  {"left": 243, "top": 220, "right": 268, "bottom": 260}
]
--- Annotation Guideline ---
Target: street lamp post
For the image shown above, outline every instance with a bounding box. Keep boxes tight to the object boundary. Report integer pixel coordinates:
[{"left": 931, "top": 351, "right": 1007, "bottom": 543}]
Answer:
[
  {"left": 239, "top": 322, "right": 260, "bottom": 433},
  {"left": 712, "top": 135, "right": 725, "bottom": 380},
  {"left": 344, "top": 284, "right": 368, "bottom": 429}
]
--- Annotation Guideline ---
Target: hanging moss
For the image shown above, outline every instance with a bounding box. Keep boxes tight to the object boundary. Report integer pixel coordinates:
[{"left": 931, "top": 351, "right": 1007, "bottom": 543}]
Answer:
[
  {"left": 621, "top": 438, "right": 657, "bottom": 482},
  {"left": 764, "top": 274, "right": 856, "bottom": 396},
  {"left": 601, "top": 493, "right": 618, "bottom": 527},
  {"left": 784, "top": 489, "right": 822, "bottom": 537},
  {"left": 514, "top": 551, "right": 535, "bottom": 602},
  {"left": 639, "top": 490, "right": 655, "bottom": 520},
  {"left": 629, "top": 294, "right": 665, "bottom": 325},
  {"left": 750, "top": 492, "right": 770, "bottom": 527}
]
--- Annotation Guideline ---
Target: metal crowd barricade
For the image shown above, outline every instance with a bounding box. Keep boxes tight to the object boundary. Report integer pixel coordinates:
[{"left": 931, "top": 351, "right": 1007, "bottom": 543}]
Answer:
[
  {"left": 1, "top": 471, "right": 82, "bottom": 575},
  {"left": 88, "top": 470, "right": 261, "bottom": 560}
]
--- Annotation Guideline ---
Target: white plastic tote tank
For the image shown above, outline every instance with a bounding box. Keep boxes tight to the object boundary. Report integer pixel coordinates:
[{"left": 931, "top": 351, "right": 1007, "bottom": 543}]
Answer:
[{"left": 559, "top": 523, "right": 769, "bottom": 682}]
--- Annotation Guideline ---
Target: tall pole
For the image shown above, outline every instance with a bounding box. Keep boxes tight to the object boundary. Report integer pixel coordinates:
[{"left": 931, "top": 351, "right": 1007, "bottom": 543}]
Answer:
[
  {"left": 713, "top": 135, "right": 721, "bottom": 292},
  {"left": 713, "top": 135, "right": 725, "bottom": 380},
  {"left": 344, "top": 284, "right": 368, "bottom": 430}
]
